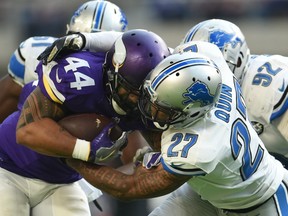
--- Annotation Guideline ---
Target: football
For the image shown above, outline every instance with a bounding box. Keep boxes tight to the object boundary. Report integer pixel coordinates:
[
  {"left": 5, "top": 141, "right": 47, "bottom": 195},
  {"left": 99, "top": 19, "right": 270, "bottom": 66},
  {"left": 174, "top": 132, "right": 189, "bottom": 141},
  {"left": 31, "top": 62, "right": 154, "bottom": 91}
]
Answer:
[{"left": 58, "top": 113, "right": 123, "bottom": 141}]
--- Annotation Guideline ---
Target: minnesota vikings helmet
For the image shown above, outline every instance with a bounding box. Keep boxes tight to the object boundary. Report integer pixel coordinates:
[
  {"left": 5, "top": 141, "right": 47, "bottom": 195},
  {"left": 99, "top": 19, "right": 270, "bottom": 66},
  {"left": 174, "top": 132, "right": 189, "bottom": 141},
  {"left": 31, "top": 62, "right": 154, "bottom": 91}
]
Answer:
[
  {"left": 104, "top": 29, "right": 170, "bottom": 116},
  {"left": 67, "top": 0, "right": 128, "bottom": 34},
  {"left": 182, "top": 19, "right": 250, "bottom": 83},
  {"left": 139, "top": 52, "right": 222, "bottom": 130}
]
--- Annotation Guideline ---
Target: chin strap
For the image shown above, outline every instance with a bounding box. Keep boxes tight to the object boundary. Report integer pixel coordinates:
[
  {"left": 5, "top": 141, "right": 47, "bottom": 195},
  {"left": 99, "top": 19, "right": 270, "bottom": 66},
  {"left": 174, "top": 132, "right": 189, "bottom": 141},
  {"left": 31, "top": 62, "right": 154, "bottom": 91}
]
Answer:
[
  {"left": 93, "top": 199, "right": 103, "bottom": 212},
  {"left": 112, "top": 99, "right": 127, "bottom": 115},
  {"left": 153, "top": 121, "right": 169, "bottom": 131}
]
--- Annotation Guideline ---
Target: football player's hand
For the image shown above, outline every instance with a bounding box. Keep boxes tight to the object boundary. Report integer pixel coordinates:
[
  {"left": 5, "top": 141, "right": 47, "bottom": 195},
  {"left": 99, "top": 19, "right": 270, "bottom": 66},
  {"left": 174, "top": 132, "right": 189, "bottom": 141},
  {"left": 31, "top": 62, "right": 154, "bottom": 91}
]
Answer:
[
  {"left": 133, "top": 146, "right": 153, "bottom": 167},
  {"left": 142, "top": 152, "right": 162, "bottom": 169},
  {"left": 89, "top": 122, "right": 128, "bottom": 164},
  {"left": 37, "top": 33, "right": 86, "bottom": 65}
]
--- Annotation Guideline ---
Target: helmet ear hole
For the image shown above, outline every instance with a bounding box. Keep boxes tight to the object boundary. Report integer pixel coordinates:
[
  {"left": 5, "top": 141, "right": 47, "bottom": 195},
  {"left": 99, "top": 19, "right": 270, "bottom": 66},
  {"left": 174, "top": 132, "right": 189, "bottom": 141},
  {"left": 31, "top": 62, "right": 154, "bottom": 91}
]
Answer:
[
  {"left": 237, "top": 55, "right": 242, "bottom": 67},
  {"left": 190, "top": 112, "right": 200, "bottom": 118},
  {"left": 237, "top": 58, "right": 242, "bottom": 67}
]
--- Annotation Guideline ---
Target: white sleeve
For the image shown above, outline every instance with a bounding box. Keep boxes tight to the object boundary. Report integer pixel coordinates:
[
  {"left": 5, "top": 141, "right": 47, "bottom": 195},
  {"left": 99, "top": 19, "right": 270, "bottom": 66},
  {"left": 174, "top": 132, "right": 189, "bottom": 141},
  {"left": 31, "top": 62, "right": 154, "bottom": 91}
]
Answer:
[{"left": 82, "top": 31, "right": 123, "bottom": 52}]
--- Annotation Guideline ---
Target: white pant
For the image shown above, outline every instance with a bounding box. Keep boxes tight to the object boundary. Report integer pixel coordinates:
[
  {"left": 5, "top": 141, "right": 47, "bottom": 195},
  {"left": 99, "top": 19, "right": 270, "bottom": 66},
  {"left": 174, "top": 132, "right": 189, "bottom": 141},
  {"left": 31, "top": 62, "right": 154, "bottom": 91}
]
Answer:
[
  {"left": 0, "top": 167, "right": 91, "bottom": 216},
  {"left": 150, "top": 171, "right": 288, "bottom": 216}
]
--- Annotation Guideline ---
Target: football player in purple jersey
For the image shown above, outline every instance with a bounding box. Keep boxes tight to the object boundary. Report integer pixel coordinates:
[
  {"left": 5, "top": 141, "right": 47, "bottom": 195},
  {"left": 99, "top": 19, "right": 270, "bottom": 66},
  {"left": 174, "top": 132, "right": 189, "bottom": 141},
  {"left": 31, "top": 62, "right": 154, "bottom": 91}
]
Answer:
[
  {"left": 4, "top": 29, "right": 169, "bottom": 216},
  {"left": 0, "top": 1, "right": 130, "bottom": 215}
]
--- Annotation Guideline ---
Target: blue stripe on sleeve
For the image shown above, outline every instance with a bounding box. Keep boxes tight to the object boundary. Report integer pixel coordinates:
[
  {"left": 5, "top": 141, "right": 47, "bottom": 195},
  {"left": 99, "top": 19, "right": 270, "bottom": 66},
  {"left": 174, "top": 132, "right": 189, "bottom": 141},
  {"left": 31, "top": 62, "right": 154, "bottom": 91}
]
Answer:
[
  {"left": 274, "top": 182, "right": 288, "bottom": 215},
  {"left": 8, "top": 54, "right": 25, "bottom": 79},
  {"left": 161, "top": 158, "right": 206, "bottom": 176}
]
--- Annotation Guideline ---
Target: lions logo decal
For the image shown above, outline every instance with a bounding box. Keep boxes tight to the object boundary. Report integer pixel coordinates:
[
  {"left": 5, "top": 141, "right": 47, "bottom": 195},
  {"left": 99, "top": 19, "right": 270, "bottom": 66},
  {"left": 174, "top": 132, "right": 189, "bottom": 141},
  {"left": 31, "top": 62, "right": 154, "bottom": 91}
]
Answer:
[
  {"left": 119, "top": 9, "right": 128, "bottom": 32},
  {"left": 70, "top": 6, "right": 83, "bottom": 25},
  {"left": 209, "top": 30, "right": 243, "bottom": 51},
  {"left": 182, "top": 81, "right": 214, "bottom": 106}
]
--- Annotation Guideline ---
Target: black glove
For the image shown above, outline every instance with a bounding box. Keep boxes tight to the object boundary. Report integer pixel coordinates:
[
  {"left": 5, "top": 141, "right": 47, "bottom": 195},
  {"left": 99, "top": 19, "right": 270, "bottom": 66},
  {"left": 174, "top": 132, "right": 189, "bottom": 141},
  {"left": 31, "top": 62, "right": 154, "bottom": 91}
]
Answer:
[{"left": 37, "top": 33, "right": 86, "bottom": 65}]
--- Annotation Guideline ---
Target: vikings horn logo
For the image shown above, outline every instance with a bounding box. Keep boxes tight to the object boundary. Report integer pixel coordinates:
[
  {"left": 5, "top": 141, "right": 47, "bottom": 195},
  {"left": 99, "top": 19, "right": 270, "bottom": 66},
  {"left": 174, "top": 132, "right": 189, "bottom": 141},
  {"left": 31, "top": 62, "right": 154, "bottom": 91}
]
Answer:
[
  {"left": 182, "top": 81, "right": 214, "bottom": 106},
  {"left": 209, "top": 30, "right": 243, "bottom": 51}
]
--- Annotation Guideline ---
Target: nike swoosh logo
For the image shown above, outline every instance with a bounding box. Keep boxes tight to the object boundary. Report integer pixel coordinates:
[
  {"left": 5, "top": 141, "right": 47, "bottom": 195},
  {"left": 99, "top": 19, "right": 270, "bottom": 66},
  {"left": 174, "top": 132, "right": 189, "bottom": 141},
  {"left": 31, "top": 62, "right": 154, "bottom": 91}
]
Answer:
[
  {"left": 171, "top": 162, "right": 185, "bottom": 167},
  {"left": 56, "top": 68, "right": 62, "bottom": 83},
  {"left": 278, "top": 79, "right": 285, "bottom": 92},
  {"left": 98, "top": 149, "right": 117, "bottom": 162}
]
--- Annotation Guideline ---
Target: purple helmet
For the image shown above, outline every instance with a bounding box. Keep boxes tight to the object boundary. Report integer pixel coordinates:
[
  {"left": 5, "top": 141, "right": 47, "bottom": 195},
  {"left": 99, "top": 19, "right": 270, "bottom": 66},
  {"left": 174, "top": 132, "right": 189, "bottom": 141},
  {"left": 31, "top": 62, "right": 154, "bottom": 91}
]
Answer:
[{"left": 104, "top": 29, "right": 170, "bottom": 116}]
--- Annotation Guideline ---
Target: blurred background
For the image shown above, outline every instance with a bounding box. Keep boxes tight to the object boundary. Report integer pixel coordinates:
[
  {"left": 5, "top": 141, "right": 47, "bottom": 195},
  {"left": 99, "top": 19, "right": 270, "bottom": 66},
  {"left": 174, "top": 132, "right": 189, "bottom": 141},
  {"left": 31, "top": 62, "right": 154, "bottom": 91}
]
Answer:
[
  {"left": 0, "top": 0, "right": 288, "bottom": 78},
  {"left": 0, "top": 0, "right": 287, "bottom": 215}
]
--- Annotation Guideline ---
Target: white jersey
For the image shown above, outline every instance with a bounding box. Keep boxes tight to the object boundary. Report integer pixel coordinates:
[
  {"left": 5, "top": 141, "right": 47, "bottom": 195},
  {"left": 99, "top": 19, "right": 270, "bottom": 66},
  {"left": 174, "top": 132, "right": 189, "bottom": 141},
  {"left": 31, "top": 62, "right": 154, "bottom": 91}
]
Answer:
[
  {"left": 8, "top": 36, "right": 57, "bottom": 86},
  {"left": 241, "top": 54, "right": 288, "bottom": 157},
  {"left": 162, "top": 41, "right": 285, "bottom": 210}
]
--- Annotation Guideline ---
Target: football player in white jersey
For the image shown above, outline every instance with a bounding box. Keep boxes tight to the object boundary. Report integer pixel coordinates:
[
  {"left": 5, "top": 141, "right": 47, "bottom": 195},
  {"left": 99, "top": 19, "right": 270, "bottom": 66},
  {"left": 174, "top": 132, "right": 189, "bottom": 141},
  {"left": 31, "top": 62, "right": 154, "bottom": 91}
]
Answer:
[
  {"left": 65, "top": 42, "right": 288, "bottom": 215},
  {"left": 181, "top": 18, "right": 288, "bottom": 167},
  {"left": 0, "top": 1, "right": 127, "bottom": 215}
]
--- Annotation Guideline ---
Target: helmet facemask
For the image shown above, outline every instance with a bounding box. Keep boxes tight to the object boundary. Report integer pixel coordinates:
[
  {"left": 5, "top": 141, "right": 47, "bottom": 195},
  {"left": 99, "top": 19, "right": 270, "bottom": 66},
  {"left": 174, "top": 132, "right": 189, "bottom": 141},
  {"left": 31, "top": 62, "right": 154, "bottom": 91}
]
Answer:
[
  {"left": 223, "top": 39, "right": 250, "bottom": 84},
  {"left": 105, "top": 64, "right": 140, "bottom": 116}
]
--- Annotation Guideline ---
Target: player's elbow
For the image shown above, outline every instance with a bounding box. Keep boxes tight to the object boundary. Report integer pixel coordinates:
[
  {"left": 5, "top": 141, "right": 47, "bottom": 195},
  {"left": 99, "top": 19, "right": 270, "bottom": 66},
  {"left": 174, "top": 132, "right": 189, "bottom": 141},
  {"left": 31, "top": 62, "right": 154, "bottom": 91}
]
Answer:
[
  {"left": 110, "top": 183, "right": 143, "bottom": 201},
  {"left": 112, "top": 191, "right": 136, "bottom": 202}
]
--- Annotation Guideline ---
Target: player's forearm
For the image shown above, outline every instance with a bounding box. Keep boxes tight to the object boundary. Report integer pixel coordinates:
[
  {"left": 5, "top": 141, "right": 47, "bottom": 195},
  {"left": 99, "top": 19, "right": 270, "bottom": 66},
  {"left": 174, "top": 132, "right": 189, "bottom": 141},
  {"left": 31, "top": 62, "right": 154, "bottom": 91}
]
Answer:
[
  {"left": 82, "top": 31, "right": 123, "bottom": 52},
  {"left": 16, "top": 117, "right": 76, "bottom": 157},
  {"left": 67, "top": 159, "right": 186, "bottom": 201},
  {"left": 67, "top": 159, "right": 142, "bottom": 200}
]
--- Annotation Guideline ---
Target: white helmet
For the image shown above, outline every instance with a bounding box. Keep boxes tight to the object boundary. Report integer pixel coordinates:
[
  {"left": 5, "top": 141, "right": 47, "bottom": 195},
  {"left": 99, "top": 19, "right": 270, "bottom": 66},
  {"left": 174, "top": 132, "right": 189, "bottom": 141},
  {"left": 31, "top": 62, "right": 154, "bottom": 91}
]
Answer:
[
  {"left": 182, "top": 19, "right": 250, "bottom": 83},
  {"left": 67, "top": 0, "right": 128, "bottom": 34},
  {"left": 139, "top": 52, "right": 222, "bottom": 130}
]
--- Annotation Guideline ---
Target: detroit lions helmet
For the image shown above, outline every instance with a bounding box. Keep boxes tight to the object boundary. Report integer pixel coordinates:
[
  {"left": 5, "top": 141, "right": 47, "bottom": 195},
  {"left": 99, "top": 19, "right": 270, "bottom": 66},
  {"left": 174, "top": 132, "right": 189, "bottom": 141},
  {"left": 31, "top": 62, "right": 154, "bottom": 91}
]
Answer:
[
  {"left": 139, "top": 52, "right": 222, "bottom": 130},
  {"left": 67, "top": 0, "right": 128, "bottom": 34},
  {"left": 182, "top": 19, "right": 250, "bottom": 83},
  {"left": 104, "top": 29, "right": 170, "bottom": 116}
]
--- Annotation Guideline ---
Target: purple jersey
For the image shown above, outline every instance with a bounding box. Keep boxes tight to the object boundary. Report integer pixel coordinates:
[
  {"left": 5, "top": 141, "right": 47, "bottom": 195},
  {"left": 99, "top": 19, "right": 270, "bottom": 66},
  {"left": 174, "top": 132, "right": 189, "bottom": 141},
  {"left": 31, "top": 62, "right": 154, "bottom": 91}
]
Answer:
[{"left": 37, "top": 51, "right": 145, "bottom": 131}]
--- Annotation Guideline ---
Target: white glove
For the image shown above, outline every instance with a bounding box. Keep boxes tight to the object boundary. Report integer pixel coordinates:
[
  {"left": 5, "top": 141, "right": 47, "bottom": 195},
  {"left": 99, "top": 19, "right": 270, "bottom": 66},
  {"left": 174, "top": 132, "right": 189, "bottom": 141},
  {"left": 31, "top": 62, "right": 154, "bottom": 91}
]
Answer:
[
  {"left": 142, "top": 152, "right": 162, "bottom": 169},
  {"left": 133, "top": 146, "right": 153, "bottom": 166}
]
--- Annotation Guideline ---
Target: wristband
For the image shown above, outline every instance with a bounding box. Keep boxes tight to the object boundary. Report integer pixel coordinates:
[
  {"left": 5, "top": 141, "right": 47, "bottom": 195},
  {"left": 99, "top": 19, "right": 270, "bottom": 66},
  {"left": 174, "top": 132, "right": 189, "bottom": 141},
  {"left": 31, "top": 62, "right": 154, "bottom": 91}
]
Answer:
[
  {"left": 72, "top": 139, "right": 90, "bottom": 161},
  {"left": 77, "top": 32, "right": 86, "bottom": 50}
]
